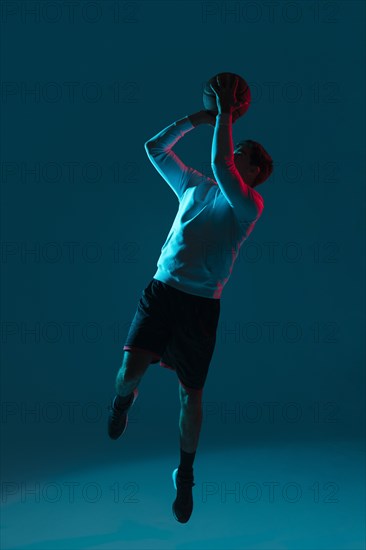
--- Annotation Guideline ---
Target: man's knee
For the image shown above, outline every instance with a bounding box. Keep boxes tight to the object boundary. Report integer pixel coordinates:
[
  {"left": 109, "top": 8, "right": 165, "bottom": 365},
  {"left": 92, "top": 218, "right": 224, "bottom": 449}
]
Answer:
[
  {"left": 179, "top": 382, "right": 203, "bottom": 408},
  {"left": 120, "top": 349, "right": 155, "bottom": 380}
]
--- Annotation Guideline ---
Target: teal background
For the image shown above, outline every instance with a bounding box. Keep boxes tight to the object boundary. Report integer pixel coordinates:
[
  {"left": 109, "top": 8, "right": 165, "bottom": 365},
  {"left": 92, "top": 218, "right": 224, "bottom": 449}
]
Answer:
[{"left": 1, "top": 1, "right": 365, "bottom": 548}]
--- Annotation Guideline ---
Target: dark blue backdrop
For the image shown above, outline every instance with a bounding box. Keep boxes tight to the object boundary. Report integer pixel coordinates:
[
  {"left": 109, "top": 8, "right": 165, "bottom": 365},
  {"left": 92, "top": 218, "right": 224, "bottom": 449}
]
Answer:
[{"left": 1, "top": 0, "right": 365, "bottom": 528}]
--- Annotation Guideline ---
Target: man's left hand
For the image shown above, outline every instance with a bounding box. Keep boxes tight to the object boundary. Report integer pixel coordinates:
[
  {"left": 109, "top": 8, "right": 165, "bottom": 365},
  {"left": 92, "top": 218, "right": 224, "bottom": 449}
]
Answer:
[{"left": 209, "top": 74, "right": 243, "bottom": 116}]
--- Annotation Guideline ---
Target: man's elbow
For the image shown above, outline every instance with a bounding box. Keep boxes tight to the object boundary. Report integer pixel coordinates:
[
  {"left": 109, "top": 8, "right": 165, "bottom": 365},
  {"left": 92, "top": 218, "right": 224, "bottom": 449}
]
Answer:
[
  {"left": 145, "top": 140, "right": 162, "bottom": 158},
  {"left": 144, "top": 141, "right": 157, "bottom": 159}
]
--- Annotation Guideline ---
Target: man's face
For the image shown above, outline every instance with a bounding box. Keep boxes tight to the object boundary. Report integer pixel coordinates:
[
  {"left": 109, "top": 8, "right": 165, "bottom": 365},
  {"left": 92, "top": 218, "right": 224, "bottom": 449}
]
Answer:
[{"left": 234, "top": 146, "right": 259, "bottom": 187}]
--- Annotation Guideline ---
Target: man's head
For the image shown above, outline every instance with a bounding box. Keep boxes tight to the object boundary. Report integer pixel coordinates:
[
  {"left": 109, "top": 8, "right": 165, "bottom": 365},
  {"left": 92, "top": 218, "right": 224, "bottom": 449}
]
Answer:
[{"left": 234, "top": 140, "right": 273, "bottom": 188}]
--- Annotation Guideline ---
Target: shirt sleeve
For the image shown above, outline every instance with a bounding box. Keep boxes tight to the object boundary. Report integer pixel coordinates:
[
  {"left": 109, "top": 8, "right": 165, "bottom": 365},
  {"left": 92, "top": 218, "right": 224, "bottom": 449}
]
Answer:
[
  {"left": 211, "top": 112, "right": 264, "bottom": 223},
  {"left": 145, "top": 116, "right": 199, "bottom": 201}
]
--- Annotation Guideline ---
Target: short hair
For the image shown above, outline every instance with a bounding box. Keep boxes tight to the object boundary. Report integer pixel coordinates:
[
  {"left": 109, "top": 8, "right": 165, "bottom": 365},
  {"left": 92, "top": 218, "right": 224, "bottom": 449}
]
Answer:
[{"left": 234, "top": 139, "right": 273, "bottom": 187}]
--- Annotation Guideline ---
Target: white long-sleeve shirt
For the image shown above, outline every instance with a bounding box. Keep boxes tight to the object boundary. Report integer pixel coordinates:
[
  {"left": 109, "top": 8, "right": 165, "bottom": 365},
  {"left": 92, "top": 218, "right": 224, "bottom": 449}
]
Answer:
[{"left": 145, "top": 112, "right": 264, "bottom": 299}]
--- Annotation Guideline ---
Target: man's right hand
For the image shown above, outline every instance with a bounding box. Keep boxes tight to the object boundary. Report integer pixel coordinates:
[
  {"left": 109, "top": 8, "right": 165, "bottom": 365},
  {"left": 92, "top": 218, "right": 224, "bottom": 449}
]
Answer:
[{"left": 188, "top": 109, "right": 216, "bottom": 128}]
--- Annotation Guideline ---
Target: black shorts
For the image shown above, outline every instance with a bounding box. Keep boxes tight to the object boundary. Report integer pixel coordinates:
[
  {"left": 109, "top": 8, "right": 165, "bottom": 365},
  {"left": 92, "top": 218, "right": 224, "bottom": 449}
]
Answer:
[{"left": 123, "top": 278, "right": 220, "bottom": 391}]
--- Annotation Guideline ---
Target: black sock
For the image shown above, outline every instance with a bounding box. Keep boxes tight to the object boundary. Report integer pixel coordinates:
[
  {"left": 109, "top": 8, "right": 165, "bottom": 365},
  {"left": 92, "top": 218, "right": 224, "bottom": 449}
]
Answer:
[
  {"left": 114, "top": 392, "right": 133, "bottom": 410},
  {"left": 178, "top": 448, "right": 196, "bottom": 476}
]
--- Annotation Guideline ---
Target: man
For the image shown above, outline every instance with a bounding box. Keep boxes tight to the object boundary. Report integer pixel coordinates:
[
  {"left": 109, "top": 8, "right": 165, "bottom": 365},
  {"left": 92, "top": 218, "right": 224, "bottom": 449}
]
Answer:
[{"left": 108, "top": 75, "right": 273, "bottom": 523}]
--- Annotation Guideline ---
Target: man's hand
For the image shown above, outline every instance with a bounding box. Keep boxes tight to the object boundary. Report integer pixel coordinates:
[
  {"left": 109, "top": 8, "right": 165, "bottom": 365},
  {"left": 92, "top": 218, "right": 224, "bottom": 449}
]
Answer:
[
  {"left": 210, "top": 74, "right": 243, "bottom": 123},
  {"left": 188, "top": 109, "right": 216, "bottom": 128}
]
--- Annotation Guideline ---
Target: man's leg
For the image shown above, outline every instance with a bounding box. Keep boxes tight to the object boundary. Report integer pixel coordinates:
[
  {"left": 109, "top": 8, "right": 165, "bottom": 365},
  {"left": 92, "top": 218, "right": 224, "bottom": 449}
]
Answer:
[
  {"left": 108, "top": 349, "right": 156, "bottom": 440},
  {"left": 172, "top": 382, "right": 201, "bottom": 522},
  {"left": 178, "top": 383, "right": 203, "bottom": 456},
  {"left": 115, "top": 349, "right": 155, "bottom": 401}
]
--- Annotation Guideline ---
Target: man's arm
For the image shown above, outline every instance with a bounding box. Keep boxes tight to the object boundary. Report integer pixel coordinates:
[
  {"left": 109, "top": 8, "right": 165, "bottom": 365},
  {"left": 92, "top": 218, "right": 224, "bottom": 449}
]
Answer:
[
  {"left": 144, "top": 110, "right": 213, "bottom": 201},
  {"left": 210, "top": 112, "right": 263, "bottom": 222}
]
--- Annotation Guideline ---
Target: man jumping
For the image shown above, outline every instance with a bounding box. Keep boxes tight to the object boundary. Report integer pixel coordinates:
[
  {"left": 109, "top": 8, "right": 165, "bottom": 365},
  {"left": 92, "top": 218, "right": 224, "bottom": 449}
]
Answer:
[{"left": 108, "top": 74, "right": 273, "bottom": 523}]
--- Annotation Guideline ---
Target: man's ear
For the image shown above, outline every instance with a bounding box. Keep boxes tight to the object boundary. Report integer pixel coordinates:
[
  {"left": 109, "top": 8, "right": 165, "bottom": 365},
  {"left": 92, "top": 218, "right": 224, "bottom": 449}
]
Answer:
[{"left": 250, "top": 165, "right": 260, "bottom": 177}]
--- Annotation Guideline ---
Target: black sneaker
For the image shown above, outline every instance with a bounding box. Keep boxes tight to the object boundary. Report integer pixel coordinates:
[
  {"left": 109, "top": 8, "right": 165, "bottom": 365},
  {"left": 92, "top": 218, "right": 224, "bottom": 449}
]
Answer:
[
  {"left": 172, "top": 467, "right": 195, "bottom": 523},
  {"left": 107, "top": 388, "right": 138, "bottom": 440}
]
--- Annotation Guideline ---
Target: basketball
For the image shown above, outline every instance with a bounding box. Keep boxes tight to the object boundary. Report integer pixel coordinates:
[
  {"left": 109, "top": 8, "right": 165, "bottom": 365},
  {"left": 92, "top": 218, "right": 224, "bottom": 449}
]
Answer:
[{"left": 203, "top": 72, "right": 251, "bottom": 119}]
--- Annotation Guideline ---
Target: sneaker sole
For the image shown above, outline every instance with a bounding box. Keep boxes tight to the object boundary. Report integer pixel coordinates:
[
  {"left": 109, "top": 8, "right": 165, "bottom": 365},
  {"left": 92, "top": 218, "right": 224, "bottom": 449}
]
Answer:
[
  {"left": 172, "top": 467, "right": 178, "bottom": 490},
  {"left": 172, "top": 468, "right": 179, "bottom": 521}
]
